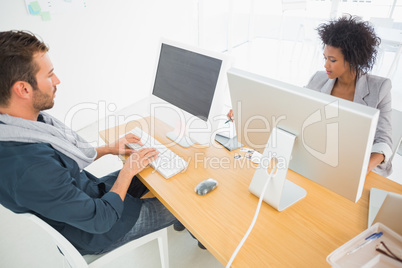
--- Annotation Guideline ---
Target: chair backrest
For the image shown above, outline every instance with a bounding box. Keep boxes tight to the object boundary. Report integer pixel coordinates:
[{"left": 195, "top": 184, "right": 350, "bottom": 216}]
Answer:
[
  {"left": 370, "top": 17, "right": 394, "bottom": 28},
  {"left": 0, "top": 204, "right": 169, "bottom": 268},
  {"left": 282, "top": 0, "right": 307, "bottom": 13},
  {"left": 0, "top": 204, "right": 88, "bottom": 268},
  {"left": 23, "top": 213, "right": 89, "bottom": 267},
  {"left": 391, "top": 109, "right": 402, "bottom": 162}
]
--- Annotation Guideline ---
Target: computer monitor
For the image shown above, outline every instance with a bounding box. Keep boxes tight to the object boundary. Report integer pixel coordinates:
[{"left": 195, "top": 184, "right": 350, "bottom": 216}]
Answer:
[
  {"left": 149, "top": 39, "right": 230, "bottom": 147},
  {"left": 227, "top": 68, "right": 379, "bottom": 205}
]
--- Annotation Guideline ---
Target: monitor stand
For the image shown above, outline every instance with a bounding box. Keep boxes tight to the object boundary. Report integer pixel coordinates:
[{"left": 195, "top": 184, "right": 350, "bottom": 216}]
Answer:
[
  {"left": 248, "top": 127, "right": 307, "bottom": 211},
  {"left": 165, "top": 117, "right": 213, "bottom": 148},
  {"left": 166, "top": 131, "right": 194, "bottom": 148}
]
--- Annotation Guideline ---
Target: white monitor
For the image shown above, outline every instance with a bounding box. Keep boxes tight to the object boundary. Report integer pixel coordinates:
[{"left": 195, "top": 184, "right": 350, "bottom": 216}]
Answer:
[
  {"left": 149, "top": 39, "right": 230, "bottom": 147},
  {"left": 372, "top": 191, "right": 402, "bottom": 236},
  {"left": 227, "top": 68, "right": 379, "bottom": 204}
]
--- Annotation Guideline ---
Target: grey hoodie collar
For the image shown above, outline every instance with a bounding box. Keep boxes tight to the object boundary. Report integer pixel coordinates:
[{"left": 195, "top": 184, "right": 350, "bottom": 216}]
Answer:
[{"left": 0, "top": 112, "right": 96, "bottom": 170}]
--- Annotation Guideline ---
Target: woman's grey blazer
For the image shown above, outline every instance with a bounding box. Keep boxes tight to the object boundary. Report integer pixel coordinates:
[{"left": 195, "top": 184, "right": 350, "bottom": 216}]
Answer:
[{"left": 305, "top": 71, "right": 393, "bottom": 177}]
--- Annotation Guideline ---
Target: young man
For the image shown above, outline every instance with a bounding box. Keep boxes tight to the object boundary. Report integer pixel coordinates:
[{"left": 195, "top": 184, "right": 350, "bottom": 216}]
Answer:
[{"left": 0, "top": 30, "right": 179, "bottom": 254}]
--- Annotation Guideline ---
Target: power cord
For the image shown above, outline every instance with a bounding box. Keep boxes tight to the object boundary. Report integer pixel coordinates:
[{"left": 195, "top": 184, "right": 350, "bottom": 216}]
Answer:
[{"left": 225, "top": 163, "right": 278, "bottom": 268}]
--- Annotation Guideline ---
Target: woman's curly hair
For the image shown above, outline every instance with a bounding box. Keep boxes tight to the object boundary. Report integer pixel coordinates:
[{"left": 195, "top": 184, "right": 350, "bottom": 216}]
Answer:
[{"left": 317, "top": 15, "right": 381, "bottom": 77}]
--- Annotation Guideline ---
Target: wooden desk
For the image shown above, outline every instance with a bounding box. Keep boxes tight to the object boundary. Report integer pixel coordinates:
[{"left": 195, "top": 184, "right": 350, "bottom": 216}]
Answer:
[{"left": 100, "top": 116, "right": 402, "bottom": 267}]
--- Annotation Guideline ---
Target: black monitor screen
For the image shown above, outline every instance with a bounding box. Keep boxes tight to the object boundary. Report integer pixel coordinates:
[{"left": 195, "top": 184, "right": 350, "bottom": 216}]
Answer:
[{"left": 152, "top": 43, "right": 222, "bottom": 121}]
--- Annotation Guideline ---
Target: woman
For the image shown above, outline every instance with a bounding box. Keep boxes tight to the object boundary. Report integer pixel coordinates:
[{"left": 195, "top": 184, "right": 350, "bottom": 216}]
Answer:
[
  {"left": 227, "top": 15, "right": 393, "bottom": 176},
  {"left": 306, "top": 15, "right": 392, "bottom": 176}
]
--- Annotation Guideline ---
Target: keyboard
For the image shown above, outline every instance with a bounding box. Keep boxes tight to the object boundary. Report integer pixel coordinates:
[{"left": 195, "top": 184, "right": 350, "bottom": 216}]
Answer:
[{"left": 126, "top": 127, "right": 188, "bottom": 179}]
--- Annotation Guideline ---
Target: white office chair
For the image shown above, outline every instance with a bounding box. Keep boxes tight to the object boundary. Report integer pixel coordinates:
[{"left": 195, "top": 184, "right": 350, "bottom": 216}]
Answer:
[
  {"left": 370, "top": 17, "right": 402, "bottom": 80},
  {"left": 277, "top": 0, "right": 310, "bottom": 84},
  {"left": 391, "top": 109, "right": 402, "bottom": 160},
  {"left": 0, "top": 204, "right": 169, "bottom": 268}
]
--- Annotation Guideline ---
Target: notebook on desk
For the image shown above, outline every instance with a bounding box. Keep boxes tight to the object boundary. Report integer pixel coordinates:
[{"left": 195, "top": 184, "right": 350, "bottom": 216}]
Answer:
[{"left": 368, "top": 188, "right": 402, "bottom": 236}]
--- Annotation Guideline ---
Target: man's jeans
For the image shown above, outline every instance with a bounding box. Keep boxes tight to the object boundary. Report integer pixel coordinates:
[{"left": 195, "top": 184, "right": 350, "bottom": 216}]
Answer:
[{"left": 96, "top": 171, "right": 178, "bottom": 254}]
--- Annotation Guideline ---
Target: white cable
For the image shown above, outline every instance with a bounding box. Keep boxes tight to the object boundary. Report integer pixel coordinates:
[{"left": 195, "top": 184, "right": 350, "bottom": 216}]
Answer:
[{"left": 225, "top": 164, "right": 278, "bottom": 268}]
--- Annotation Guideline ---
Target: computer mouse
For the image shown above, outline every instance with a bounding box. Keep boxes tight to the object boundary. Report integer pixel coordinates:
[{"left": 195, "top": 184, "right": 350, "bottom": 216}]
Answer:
[{"left": 195, "top": 178, "right": 218, "bottom": 195}]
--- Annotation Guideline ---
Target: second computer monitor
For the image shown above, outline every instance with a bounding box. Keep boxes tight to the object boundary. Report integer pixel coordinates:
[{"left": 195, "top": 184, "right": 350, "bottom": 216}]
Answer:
[
  {"left": 228, "top": 68, "right": 379, "bottom": 203},
  {"left": 151, "top": 39, "right": 229, "bottom": 147}
]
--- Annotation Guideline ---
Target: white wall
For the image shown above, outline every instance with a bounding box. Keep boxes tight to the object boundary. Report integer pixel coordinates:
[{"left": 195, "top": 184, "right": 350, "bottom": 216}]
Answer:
[
  {"left": 2, "top": 0, "right": 401, "bottom": 131},
  {"left": 0, "top": 0, "right": 199, "bottom": 130}
]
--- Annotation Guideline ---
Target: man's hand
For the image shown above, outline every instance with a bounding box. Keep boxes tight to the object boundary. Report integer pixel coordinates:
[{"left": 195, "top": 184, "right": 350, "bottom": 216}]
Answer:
[
  {"left": 110, "top": 148, "right": 159, "bottom": 201},
  {"left": 108, "top": 133, "right": 143, "bottom": 156},
  {"left": 95, "top": 133, "right": 142, "bottom": 160},
  {"left": 123, "top": 148, "right": 159, "bottom": 175}
]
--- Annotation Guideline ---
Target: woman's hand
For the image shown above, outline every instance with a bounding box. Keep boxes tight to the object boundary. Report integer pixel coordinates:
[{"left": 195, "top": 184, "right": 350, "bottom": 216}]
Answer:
[
  {"left": 227, "top": 109, "right": 234, "bottom": 122},
  {"left": 366, "top": 152, "right": 385, "bottom": 175}
]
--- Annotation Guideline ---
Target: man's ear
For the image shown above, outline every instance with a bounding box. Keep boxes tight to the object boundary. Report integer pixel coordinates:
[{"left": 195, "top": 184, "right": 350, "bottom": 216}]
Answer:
[{"left": 11, "top": 81, "right": 33, "bottom": 100}]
